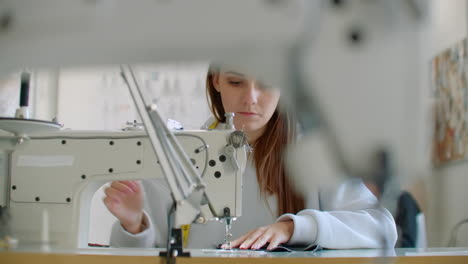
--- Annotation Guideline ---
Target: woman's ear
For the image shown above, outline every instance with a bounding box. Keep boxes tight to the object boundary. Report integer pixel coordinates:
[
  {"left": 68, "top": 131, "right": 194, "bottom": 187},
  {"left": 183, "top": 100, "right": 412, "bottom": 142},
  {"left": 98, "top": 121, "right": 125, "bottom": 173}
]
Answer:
[{"left": 211, "top": 72, "right": 221, "bottom": 93}]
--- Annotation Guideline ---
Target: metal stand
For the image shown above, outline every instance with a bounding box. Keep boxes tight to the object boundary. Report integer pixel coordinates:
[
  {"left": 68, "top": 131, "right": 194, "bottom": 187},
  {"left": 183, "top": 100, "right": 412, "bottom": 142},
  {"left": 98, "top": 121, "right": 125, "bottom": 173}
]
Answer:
[{"left": 159, "top": 228, "right": 191, "bottom": 261}]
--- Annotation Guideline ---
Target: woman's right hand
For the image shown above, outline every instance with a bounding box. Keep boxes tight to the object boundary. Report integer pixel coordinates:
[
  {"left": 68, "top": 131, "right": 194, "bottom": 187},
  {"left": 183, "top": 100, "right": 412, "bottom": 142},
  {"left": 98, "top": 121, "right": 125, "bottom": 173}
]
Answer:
[{"left": 103, "top": 181, "right": 144, "bottom": 234}]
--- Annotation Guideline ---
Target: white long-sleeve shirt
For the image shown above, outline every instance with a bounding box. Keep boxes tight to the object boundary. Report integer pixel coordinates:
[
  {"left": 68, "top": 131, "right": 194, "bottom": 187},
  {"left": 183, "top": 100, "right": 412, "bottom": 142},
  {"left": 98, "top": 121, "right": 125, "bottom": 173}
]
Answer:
[{"left": 110, "top": 120, "right": 397, "bottom": 249}]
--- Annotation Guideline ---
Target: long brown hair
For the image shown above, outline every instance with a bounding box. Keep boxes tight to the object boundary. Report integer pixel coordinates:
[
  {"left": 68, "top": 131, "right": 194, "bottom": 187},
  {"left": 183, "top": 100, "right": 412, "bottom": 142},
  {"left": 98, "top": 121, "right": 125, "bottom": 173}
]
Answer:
[{"left": 206, "top": 65, "right": 304, "bottom": 216}]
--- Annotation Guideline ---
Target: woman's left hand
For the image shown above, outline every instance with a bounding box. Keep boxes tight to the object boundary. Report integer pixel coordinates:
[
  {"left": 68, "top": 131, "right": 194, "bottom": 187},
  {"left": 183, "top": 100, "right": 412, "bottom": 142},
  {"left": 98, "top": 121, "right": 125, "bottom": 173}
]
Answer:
[{"left": 222, "top": 220, "right": 294, "bottom": 251}]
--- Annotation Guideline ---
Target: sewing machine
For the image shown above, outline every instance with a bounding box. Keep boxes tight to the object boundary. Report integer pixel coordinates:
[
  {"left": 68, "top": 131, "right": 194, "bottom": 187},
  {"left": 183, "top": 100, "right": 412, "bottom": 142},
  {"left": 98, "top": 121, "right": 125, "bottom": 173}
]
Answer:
[{"left": 0, "top": 119, "right": 247, "bottom": 249}]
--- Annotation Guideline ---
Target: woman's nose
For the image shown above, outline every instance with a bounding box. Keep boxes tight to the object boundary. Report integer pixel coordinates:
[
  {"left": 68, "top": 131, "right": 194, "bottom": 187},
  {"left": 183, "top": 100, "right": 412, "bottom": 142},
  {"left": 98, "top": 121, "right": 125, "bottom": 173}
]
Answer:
[{"left": 242, "top": 81, "right": 259, "bottom": 105}]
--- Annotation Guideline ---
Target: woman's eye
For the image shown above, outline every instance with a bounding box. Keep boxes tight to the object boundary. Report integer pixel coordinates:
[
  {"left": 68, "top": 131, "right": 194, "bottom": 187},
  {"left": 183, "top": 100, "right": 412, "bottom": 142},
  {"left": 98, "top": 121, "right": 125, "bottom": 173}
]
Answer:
[{"left": 228, "top": 80, "right": 243, "bottom": 86}]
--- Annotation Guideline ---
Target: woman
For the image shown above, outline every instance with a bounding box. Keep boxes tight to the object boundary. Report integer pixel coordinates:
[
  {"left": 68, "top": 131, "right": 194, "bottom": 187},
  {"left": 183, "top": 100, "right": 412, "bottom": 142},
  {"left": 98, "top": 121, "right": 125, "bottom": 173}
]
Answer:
[{"left": 105, "top": 64, "right": 397, "bottom": 250}]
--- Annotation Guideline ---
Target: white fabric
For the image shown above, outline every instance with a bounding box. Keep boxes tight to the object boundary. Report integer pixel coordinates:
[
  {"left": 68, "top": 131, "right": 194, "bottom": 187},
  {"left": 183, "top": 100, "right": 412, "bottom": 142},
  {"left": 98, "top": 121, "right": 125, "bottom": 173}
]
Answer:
[{"left": 110, "top": 120, "right": 397, "bottom": 249}]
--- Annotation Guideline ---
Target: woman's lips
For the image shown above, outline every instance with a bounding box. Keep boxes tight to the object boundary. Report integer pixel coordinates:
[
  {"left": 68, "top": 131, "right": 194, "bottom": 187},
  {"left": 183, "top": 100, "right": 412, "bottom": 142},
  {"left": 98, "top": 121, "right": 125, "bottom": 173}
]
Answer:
[{"left": 238, "top": 112, "right": 257, "bottom": 116}]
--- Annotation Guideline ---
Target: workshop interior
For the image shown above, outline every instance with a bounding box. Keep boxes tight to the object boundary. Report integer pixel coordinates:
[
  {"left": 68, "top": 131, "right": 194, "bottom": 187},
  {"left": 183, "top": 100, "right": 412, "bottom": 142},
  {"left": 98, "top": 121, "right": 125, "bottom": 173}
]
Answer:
[{"left": 1, "top": 0, "right": 468, "bottom": 263}]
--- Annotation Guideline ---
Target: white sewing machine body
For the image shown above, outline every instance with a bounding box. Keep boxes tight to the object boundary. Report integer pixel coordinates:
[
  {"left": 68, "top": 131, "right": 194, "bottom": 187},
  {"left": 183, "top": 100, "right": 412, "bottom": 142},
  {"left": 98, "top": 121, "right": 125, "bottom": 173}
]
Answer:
[{"left": 1, "top": 128, "right": 246, "bottom": 248}]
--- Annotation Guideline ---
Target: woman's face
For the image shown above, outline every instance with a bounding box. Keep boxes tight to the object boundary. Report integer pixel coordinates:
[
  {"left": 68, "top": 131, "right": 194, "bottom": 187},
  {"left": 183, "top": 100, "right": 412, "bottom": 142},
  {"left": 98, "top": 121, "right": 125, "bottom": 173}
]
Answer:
[{"left": 212, "top": 66, "right": 280, "bottom": 136}]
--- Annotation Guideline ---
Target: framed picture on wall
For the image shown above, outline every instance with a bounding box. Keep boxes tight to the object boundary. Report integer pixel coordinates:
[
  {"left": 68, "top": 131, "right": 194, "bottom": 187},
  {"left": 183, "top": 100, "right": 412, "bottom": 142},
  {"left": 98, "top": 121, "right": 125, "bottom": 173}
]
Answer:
[{"left": 432, "top": 38, "right": 468, "bottom": 166}]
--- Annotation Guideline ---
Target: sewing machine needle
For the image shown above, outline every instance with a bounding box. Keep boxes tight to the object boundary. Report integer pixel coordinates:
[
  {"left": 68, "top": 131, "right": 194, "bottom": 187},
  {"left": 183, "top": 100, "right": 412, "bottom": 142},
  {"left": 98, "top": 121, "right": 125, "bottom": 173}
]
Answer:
[{"left": 224, "top": 218, "right": 233, "bottom": 250}]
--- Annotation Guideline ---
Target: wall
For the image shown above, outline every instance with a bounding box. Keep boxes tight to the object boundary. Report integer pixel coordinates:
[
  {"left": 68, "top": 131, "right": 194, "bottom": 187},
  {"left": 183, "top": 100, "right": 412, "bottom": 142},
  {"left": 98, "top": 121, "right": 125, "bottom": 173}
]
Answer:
[
  {"left": 0, "top": 72, "right": 21, "bottom": 117},
  {"left": 422, "top": 0, "right": 468, "bottom": 246},
  {"left": 55, "top": 64, "right": 210, "bottom": 131}
]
